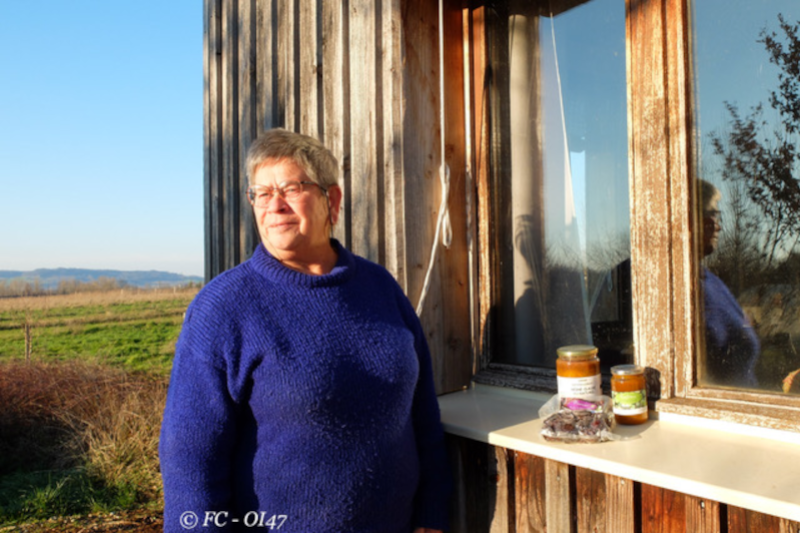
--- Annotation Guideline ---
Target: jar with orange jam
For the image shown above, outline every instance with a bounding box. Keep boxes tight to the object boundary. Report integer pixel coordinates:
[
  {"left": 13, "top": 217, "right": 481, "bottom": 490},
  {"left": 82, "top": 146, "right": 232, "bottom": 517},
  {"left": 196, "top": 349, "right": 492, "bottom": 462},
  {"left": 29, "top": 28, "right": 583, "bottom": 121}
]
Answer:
[
  {"left": 610, "top": 364, "right": 648, "bottom": 425},
  {"left": 556, "top": 345, "right": 601, "bottom": 399}
]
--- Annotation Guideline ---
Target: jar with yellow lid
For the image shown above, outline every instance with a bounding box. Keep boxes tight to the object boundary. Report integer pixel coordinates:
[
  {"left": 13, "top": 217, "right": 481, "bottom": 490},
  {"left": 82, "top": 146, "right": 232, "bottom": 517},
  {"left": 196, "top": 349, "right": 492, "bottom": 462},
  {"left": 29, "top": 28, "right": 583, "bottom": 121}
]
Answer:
[
  {"left": 556, "top": 345, "right": 601, "bottom": 399},
  {"left": 610, "top": 364, "right": 648, "bottom": 425}
]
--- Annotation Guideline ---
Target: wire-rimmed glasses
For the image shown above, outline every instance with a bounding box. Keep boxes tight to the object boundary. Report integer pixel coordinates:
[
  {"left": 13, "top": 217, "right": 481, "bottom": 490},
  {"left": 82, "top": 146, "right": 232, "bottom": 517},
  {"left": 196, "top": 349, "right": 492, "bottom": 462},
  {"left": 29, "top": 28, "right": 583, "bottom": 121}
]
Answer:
[
  {"left": 247, "top": 181, "right": 328, "bottom": 207},
  {"left": 703, "top": 209, "right": 722, "bottom": 225}
]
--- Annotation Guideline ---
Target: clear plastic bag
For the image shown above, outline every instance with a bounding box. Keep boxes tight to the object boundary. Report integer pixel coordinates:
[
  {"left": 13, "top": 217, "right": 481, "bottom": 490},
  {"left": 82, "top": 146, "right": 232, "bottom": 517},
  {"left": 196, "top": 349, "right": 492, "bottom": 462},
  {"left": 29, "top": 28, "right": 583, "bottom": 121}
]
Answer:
[{"left": 538, "top": 394, "right": 619, "bottom": 443}]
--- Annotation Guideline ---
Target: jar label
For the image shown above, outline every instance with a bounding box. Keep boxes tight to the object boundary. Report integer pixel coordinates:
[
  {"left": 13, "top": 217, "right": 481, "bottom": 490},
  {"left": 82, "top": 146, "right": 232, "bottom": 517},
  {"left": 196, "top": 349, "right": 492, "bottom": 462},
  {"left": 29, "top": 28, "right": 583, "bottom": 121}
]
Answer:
[
  {"left": 612, "top": 389, "right": 647, "bottom": 415},
  {"left": 557, "top": 375, "right": 601, "bottom": 399}
]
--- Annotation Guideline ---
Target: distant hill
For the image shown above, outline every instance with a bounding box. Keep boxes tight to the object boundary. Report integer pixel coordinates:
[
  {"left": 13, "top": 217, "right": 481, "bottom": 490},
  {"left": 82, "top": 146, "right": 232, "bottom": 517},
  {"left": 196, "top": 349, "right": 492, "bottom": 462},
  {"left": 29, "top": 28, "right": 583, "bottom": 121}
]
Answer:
[{"left": 0, "top": 268, "right": 203, "bottom": 289}]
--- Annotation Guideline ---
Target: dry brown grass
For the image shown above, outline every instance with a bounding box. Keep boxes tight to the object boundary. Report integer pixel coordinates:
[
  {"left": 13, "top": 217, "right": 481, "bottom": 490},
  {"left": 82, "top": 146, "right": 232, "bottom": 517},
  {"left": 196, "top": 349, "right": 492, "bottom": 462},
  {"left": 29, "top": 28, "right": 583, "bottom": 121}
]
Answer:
[
  {"left": 0, "top": 361, "right": 167, "bottom": 509},
  {"left": 0, "top": 287, "right": 199, "bottom": 313}
]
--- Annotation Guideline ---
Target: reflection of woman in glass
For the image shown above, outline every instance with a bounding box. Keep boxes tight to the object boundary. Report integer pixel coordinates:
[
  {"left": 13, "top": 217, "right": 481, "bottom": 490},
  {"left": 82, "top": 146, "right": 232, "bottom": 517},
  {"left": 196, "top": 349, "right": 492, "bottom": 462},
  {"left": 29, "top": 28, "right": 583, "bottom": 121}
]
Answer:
[{"left": 700, "top": 180, "right": 760, "bottom": 388}]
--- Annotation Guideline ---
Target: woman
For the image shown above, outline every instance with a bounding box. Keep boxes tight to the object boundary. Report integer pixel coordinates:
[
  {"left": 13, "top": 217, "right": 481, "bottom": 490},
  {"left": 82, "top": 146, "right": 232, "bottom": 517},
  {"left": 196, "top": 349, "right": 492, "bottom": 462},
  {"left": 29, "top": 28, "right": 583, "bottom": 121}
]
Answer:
[
  {"left": 700, "top": 180, "right": 759, "bottom": 388},
  {"left": 159, "top": 128, "right": 451, "bottom": 533}
]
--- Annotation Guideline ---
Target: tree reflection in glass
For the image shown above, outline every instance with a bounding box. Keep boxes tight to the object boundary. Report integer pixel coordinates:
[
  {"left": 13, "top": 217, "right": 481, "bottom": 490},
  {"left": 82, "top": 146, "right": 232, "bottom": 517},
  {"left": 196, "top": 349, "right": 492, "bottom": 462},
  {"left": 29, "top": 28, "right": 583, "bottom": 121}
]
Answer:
[{"left": 695, "top": 2, "right": 800, "bottom": 393}]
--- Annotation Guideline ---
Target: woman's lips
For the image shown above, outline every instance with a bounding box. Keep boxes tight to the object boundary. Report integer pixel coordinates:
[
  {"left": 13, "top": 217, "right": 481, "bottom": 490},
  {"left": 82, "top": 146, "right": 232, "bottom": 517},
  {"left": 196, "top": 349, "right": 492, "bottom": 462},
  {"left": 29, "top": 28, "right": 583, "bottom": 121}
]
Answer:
[{"left": 268, "top": 219, "right": 297, "bottom": 231}]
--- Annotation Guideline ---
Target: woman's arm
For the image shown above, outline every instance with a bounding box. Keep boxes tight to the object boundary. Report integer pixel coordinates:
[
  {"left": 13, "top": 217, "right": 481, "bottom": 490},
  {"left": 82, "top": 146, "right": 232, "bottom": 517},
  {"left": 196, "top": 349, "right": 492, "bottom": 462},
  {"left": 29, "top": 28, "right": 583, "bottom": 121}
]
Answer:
[
  {"left": 159, "top": 303, "right": 239, "bottom": 533},
  {"left": 397, "top": 293, "right": 453, "bottom": 532}
]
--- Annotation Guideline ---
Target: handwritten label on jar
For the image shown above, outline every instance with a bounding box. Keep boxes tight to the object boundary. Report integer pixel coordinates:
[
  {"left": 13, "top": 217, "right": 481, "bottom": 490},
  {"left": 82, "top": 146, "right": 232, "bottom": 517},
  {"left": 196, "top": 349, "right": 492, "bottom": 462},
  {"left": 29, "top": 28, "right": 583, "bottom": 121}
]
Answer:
[{"left": 557, "top": 375, "right": 602, "bottom": 399}]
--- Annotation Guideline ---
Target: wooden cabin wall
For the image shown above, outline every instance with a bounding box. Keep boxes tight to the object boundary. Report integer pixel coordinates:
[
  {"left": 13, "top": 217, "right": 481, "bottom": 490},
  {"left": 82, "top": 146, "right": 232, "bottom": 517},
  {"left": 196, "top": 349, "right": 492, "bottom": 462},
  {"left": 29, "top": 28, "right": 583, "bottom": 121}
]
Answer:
[
  {"left": 202, "top": 0, "right": 472, "bottom": 393},
  {"left": 447, "top": 435, "right": 800, "bottom": 533}
]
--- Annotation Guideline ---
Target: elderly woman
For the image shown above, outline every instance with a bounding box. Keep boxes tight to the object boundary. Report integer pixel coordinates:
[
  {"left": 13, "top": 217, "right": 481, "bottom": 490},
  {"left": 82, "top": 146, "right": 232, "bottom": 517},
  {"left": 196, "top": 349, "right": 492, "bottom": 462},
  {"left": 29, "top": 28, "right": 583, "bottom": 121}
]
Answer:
[
  {"left": 699, "top": 180, "right": 759, "bottom": 388},
  {"left": 159, "top": 128, "right": 451, "bottom": 533}
]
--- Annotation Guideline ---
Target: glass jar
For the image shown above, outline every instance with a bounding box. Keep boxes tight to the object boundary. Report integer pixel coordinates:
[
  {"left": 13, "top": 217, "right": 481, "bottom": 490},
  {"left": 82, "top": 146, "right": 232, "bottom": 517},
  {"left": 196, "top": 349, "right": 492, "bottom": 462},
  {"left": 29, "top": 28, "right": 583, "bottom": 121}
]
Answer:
[
  {"left": 556, "top": 345, "right": 601, "bottom": 399},
  {"left": 611, "top": 364, "right": 648, "bottom": 425}
]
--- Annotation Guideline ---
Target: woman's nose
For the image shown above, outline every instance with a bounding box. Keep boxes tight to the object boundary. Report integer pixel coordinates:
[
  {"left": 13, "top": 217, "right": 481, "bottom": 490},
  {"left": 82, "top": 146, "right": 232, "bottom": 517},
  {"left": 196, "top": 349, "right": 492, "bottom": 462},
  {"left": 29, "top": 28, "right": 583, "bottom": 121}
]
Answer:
[{"left": 266, "top": 193, "right": 289, "bottom": 212}]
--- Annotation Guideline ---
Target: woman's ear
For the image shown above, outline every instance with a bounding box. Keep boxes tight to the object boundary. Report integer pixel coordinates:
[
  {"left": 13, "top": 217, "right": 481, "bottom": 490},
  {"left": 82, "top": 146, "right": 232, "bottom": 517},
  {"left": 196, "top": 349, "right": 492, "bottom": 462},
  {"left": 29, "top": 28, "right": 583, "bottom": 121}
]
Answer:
[{"left": 327, "top": 185, "right": 343, "bottom": 226}]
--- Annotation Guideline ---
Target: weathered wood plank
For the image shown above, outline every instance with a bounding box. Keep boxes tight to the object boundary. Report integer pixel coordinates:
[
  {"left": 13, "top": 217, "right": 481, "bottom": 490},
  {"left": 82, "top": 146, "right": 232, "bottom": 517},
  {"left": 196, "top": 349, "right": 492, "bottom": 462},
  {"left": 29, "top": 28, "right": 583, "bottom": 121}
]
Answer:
[
  {"left": 207, "top": 0, "right": 226, "bottom": 279},
  {"left": 445, "top": 435, "right": 469, "bottom": 533},
  {"left": 255, "top": 0, "right": 278, "bottom": 130},
  {"left": 277, "top": 0, "right": 297, "bottom": 131},
  {"left": 438, "top": 0, "right": 472, "bottom": 393},
  {"left": 222, "top": 0, "right": 240, "bottom": 270},
  {"left": 348, "top": 0, "right": 380, "bottom": 262},
  {"left": 298, "top": 0, "right": 319, "bottom": 138},
  {"left": 514, "top": 451, "right": 546, "bottom": 533},
  {"left": 641, "top": 484, "right": 686, "bottom": 533},
  {"left": 399, "top": 0, "right": 447, "bottom": 392},
  {"left": 545, "top": 459, "right": 574, "bottom": 533},
  {"left": 399, "top": 0, "right": 471, "bottom": 393},
  {"left": 665, "top": 0, "right": 697, "bottom": 398},
  {"left": 605, "top": 474, "right": 635, "bottom": 533},
  {"left": 684, "top": 495, "right": 721, "bottom": 533},
  {"left": 203, "top": 0, "right": 214, "bottom": 280},
  {"left": 471, "top": 5, "right": 493, "bottom": 372},
  {"left": 462, "top": 4, "right": 480, "bottom": 376},
  {"left": 626, "top": 0, "right": 674, "bottom": 399},
  {"left": 321, "top": 0, "right": 348, "bottom": 247},
  {"left": 401, "top": 0, "right": 440, "bottom": 304},
  {"left": 575, "top": 467, "right": 605, "bottom": 533},
  {"left": 238, "top": 0, "right": 256, "bottom": 259},
  {"left": 491, "top": 445, "right": 512, "bottom": 533},
  {"left": 446, "top": 436, "right": 503, "bottom": 533},
  {"left": 656, "top": 396, "right": 800, "bottom": 433},
  {"left": 381, "top": 0, "right": 405, "bottom": 288},
  {"left": 728, "top": 506, "right": 800, "bottom": 533}
]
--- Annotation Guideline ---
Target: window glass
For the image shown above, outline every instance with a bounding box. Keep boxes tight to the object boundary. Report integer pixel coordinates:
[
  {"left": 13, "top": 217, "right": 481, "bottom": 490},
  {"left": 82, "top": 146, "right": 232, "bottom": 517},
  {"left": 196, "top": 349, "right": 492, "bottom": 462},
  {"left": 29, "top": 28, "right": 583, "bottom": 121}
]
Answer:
[
  {"left": 693, "top": 0, "right": 800, "bottom": 394},
  {"left": 485, "top": 0, "right": 630, "bottom": 369}
]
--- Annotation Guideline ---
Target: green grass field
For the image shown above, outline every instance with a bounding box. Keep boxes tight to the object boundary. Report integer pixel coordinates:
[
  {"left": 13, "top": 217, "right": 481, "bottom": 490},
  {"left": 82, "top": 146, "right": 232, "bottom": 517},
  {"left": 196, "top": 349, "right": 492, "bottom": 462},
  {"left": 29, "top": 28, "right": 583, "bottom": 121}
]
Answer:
[
  {"left": 0, "top": 289, "right": 196, "bottom": 374},
  {"left": 0, "top": 288, "right": 198, "bottom": 529}
]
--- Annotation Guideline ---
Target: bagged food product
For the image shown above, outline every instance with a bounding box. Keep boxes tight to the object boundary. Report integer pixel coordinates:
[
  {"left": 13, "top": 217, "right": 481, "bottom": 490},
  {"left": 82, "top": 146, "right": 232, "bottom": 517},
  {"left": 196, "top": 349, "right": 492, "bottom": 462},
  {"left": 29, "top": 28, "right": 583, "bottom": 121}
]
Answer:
[{"left": 538, "top": 394, "right": 618, "bottom": 443}]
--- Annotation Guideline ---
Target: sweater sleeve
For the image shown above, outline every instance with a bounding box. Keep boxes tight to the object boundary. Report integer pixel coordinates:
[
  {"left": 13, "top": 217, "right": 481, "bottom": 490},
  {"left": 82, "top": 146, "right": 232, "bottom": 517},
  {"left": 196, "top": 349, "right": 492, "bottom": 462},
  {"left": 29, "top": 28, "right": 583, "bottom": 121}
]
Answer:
[
  {"left": 159, "top": 298, "right": 240, "bottom": 533},
  {"left": 399, "top": 294, "right": 453, "bottom": 531}
]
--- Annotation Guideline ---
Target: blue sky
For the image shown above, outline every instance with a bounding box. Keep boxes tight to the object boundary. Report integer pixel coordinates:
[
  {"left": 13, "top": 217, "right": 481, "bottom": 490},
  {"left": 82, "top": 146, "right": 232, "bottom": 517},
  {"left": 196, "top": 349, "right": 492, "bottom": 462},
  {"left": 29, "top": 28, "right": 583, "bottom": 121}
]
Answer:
[{"left": 0, "top": 2, "right": 204, "bottom": 277}]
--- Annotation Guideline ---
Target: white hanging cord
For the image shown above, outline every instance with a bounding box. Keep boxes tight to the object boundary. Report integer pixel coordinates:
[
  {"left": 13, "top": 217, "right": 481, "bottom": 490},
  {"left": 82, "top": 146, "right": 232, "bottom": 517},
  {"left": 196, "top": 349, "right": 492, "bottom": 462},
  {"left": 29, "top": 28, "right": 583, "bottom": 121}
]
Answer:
[{"left": 416, "top": 0, "right": 452, "bottom": 317}]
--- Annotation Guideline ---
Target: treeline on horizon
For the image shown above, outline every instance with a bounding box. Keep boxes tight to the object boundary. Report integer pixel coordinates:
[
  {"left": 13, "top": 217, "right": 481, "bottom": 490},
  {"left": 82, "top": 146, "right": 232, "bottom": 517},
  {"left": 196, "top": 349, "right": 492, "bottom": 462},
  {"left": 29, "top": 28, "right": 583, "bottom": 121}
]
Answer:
[{"left": 0, "top": 276, "right": 203, "bottom": 299}]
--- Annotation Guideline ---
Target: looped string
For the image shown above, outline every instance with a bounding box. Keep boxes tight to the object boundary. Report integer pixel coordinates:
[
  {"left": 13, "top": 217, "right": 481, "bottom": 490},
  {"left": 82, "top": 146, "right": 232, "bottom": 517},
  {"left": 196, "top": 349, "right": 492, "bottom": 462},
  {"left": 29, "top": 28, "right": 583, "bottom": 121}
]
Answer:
[
  {"left": 416, "top": 0, "right": 451, "bottom": 317},
  {"left": 416, "top": 163, "right": 451, "bottom": 317}
]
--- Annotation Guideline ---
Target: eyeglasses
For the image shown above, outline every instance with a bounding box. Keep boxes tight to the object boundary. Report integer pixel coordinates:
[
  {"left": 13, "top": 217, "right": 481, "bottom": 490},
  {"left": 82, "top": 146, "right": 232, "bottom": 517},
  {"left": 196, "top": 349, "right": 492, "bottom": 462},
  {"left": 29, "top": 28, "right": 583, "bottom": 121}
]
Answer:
[
  {"left": 247, "top": 181, "right": 327, "bottom": 207},
  {"left": 703, "top": 209, "right": 722, "bottom": 224}
]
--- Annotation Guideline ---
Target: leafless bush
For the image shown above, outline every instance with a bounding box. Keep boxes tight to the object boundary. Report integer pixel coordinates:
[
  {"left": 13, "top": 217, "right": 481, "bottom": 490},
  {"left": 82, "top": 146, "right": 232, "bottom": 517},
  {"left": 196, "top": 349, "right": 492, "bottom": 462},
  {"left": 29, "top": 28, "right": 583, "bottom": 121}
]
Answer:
[{"left": 0, "top": 361, "right": 166, "bottom": 502}]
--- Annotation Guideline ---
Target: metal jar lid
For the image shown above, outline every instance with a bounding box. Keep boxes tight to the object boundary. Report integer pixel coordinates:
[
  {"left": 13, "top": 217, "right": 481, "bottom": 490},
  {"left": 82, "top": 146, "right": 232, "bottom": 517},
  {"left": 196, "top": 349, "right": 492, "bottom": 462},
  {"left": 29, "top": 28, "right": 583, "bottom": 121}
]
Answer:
[
  {"left": 556, "top": 344, "right": 599, "bottom": 361},
  {"left": 611, "top": 364, "right": 644, "bottom": 376}
]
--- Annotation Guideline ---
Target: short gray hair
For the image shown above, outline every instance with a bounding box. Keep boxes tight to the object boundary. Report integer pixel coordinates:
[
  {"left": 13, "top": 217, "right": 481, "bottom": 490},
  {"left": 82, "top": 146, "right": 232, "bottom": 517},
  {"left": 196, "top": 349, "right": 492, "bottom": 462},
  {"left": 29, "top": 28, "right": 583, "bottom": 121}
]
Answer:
[
  {"left": 245, "top": 128, "right": 339, "bottom": 188},
  {"left": 699, "top": 179, "right": 721, "bottom": 212}
]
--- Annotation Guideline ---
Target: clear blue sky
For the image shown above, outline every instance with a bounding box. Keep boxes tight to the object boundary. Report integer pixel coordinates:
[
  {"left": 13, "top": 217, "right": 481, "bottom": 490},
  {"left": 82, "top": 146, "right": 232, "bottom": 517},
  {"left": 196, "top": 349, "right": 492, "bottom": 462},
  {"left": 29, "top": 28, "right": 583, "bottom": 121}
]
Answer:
[{"left": 0, "top": 2, "right": 204, "bottom": 277}]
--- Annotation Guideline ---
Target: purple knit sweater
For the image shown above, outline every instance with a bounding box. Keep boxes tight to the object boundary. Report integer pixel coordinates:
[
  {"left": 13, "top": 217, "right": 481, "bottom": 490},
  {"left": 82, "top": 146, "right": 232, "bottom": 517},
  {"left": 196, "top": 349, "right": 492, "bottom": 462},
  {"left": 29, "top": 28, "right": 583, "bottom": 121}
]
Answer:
[{"left": 159, "top": 241, "right": 451, "bottom": 532}]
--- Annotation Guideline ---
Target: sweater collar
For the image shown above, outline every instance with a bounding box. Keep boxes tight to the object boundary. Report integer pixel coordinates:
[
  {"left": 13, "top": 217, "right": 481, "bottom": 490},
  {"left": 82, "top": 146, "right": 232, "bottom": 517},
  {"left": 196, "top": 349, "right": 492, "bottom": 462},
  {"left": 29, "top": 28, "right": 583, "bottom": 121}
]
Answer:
[{"left": 249, "top": 239, "right": 356, "bottom": 288}]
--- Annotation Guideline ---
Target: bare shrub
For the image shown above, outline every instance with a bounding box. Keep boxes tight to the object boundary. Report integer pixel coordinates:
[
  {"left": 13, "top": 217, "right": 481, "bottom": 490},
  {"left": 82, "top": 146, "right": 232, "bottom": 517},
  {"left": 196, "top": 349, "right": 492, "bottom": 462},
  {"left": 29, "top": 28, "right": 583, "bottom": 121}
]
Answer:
[{"left": 0, "top": 361, "right": 166, "bottom": 504}]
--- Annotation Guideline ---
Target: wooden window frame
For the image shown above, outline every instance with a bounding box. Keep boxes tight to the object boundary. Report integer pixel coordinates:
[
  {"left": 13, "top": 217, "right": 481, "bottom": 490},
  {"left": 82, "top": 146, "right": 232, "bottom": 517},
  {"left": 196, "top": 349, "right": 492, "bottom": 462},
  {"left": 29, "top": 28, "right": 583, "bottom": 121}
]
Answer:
[{"left": 462, "top": 0, "right": 800, "bottom": 432}]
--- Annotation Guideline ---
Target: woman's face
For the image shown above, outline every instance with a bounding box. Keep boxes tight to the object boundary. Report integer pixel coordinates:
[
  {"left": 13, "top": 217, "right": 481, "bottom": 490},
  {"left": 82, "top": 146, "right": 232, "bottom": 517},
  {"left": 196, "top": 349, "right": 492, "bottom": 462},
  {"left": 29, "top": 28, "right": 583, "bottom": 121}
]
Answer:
[
  {"left": 251, "top": 158, "right": 341, "bottom": 263},
  {"left": 702, "top": 195, "right": 722, "bottom": 257}
]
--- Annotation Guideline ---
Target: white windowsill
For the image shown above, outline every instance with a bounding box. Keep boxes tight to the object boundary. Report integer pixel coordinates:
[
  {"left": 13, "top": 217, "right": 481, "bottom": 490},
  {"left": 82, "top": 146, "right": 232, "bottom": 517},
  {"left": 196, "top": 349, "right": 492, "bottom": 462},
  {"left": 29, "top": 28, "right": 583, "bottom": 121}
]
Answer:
[{"left": 438, "top": 383, "right": 800, "bottom": 522}]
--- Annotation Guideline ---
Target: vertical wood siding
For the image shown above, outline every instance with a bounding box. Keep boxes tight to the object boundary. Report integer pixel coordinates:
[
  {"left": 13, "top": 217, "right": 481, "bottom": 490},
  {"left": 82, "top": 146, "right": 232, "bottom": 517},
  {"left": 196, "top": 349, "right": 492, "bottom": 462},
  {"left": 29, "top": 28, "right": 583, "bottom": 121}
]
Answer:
[
  {"left": 203, "top": 0, "right": 472, "bottom": 393},
  {"left": 447, "top": 435, "right": 800, "bottom": 533}
]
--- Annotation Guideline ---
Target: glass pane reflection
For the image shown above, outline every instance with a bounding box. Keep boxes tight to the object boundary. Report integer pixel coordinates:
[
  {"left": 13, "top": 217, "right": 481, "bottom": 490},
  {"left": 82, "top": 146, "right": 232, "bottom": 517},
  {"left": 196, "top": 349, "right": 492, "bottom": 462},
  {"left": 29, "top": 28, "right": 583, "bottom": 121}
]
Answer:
[
  {"left": 694, "top": 1, "right": 800, "bottom": 393},
  {"left": 486, "top": 0, "right": 631, "bottom": 370}
]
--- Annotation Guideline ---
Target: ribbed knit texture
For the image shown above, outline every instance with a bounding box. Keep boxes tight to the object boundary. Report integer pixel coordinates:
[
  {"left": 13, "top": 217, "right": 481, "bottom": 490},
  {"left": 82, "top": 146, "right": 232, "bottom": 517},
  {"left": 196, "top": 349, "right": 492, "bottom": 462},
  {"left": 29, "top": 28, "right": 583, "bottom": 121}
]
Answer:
[{"left": 159, "top": 241, "right": 451, "bottom": 533}]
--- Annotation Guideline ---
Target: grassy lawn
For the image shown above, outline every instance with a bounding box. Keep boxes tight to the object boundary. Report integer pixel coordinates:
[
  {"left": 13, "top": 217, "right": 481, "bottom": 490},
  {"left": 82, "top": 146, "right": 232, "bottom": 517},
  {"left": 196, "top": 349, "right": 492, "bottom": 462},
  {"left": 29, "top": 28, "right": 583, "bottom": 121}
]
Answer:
[
  {"left": 0, "top": 289, "right": 196, "bottom": 374},
  {"left": 0, "top": 288, "right": 198, "bottom": 529}
]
